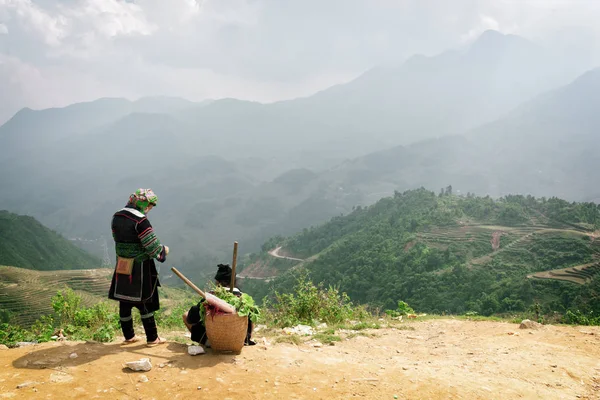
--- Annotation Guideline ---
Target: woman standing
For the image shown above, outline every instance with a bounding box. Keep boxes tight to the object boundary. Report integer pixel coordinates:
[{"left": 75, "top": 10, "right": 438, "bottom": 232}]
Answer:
[{"left": 108, "top": 188, "right": 169, "bottom": 346}]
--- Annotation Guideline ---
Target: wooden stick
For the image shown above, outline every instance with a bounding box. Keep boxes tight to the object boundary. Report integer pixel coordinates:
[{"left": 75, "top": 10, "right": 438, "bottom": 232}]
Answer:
[
  {"left": 171, "top": 267, "right": 236, "bottom": 314},
  {"left": 230, "top": 241, "right": 238, "bottom": 292},
  {"left": 171, "top": 267, "right": 206, "bottom": 298}
]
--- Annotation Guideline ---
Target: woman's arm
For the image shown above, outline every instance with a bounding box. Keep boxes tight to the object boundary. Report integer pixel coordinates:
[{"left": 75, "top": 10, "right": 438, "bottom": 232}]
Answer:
[{"left": 136, "top": 218, "right": 168, "bottom": 262}]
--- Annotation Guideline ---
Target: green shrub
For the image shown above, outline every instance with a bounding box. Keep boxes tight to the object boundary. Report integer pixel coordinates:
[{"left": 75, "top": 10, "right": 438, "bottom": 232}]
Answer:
[
  {"left": 564, "top": 309, "right": 600, "bottom": 325},
  {"left": 267, "top": 271, "right": 369, "bottom": 327},
  {"left": 30, "top": 315, "right": 55, "bottom": 343},
  {"left": 48, "top": 289, "right": 119, "bottom": 342},
  {"left": 0, "top": 309, "right": 14, "bottom": 324},
  {"left": 385, "top": 300, "right": 415, "bottom": 317},
  {"left": 0, "top": 323, "right": 36, "bottom": 346}
]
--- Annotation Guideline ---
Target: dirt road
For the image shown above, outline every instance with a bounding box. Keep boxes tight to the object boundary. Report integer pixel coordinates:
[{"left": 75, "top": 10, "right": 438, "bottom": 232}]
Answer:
[
  {"left": 1, "top": 319, "right": 600, "bottom": 399},
  {"left": 268, "top": 246, "right": 305, "bottom": 262}
]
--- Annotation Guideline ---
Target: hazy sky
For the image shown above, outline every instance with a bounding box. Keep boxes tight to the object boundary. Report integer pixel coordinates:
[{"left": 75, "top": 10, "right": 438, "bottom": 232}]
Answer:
[{"left": 1, "top": 0, "right": 599, "bottom": 123}]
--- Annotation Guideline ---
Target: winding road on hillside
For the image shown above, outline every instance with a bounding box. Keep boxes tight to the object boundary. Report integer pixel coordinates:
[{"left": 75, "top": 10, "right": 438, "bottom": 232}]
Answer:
[
  {"left": 268, "top": 246, "right": 305, "bottom": 262},
  {"left": 236, "top": 275, "right": 272, "bottom": 281},
  {"left": 238, "top": 247, "right": 306, "bottom": 281}
]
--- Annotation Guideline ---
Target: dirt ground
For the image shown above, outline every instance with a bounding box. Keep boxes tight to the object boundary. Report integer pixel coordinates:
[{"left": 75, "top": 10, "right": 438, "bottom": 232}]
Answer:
[{"left": 2, "top": 319, "right": 600, "bottom": 399}]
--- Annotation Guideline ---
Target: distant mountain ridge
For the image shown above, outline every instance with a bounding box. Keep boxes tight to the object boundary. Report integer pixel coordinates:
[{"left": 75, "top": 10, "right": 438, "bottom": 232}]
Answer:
[
  {"left": 317, "top": 66, "right": 600, "bottom": 202},
  {"left": 1, "top": 30, "right": 589, "bottom": 162}
]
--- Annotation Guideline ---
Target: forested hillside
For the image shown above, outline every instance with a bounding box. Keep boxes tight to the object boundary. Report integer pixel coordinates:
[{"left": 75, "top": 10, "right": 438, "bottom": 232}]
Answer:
[
  {"left": 0, "top": 211, "right": 100, "bottom": 270},
  {"left": 245, "top": 189, "right": 600, "bottom": 317}
]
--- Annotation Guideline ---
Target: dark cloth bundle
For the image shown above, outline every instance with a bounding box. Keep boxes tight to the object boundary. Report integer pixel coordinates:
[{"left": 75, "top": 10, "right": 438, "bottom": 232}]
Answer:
[{"left": 214, "top": 263, "right": 232, "bottom": 283}]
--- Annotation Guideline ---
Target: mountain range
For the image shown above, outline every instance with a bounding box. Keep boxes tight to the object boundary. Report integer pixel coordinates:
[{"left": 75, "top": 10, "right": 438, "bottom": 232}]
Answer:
[{"left": 0, "top": 30, "right": 598, "bottom": 282}]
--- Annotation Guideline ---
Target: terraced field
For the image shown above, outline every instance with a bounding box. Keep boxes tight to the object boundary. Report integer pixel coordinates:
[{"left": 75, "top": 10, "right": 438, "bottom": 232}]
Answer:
[
  {"left": 417, "top": 224, "right": 540, "bottom": 263},
  {"left": 418, "top": 224, "right": 538, "bottom": 244},
  {"left": 0, "top": 266, "right": 113, "bottom": 327},
  {"left": 528, "top": 263, "right": 600, "bottom": 285},
  {"left": 524, "top": 231, "right": 600, "bottom": 285},
  {"left": 415, "top": 221, "right": 600, "bottom": 285}
]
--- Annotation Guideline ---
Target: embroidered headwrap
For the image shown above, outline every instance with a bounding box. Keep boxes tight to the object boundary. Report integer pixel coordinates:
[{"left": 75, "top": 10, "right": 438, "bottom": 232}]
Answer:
[{"left": 129, "top": 188, "right": 158, "bottom": 212}]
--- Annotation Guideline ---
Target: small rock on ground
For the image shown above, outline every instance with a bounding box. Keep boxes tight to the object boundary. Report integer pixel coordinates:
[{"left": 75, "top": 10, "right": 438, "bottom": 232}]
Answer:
[
  {"left": 519, "top": 319, "right": 543, "bottom": 330},
  {"left": 50, "top": 373, "right": 73, "bottom": 383},
  {"left": 16, "top": 381, "right": 38, "bottom": 389}
]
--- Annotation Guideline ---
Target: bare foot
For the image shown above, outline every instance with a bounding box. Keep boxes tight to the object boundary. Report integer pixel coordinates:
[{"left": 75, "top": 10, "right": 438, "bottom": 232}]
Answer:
[
  {"left": 146, "top": 337, "right": 167, "bottom": 347},
  {"left": 123, "top": 336, "right": 141, "bottom": 344}
]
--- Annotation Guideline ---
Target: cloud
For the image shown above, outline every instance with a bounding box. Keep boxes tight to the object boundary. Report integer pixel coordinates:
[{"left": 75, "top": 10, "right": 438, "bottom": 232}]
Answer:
[
  {"left": 1, "top": 0, "right": 600, "bottom": 124},
  {"left": 1, "top": 0, "right": 68, "bottom": 46},
  {"left": 61, "top": 0, "right": 155, "bottom": 38}
]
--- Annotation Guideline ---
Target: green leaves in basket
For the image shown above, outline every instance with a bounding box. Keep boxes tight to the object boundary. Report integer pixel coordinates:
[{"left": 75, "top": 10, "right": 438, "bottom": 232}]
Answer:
[{"left": 199, "top": 286, "right": 261, "bottom": 323}]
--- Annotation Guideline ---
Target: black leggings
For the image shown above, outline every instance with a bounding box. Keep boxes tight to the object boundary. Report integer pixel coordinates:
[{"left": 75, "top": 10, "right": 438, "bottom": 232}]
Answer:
[{"left": 119, "top": 301, "right": 158, "bottom": 342}]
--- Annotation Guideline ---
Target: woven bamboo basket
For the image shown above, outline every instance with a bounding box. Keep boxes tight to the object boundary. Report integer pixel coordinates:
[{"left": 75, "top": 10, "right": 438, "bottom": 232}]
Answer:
[{"left": 205, "top": 309, "right": 248, "bottom": 353}]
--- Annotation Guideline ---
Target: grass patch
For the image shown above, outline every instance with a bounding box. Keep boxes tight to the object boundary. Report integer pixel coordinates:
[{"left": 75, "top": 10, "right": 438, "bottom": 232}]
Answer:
[
  {"left": 313, "top": 333, "right": 342, "bottom": 345},
  {"left": 345, "top": 332, "right": 377, "bottom": 340},
  {"left": 454, "top": 315, "right": 509, "bottom": 322},
  {"left": 345, "top": 321, "right": 381, "bottom": 331},
  {"left": 274, "top": 334, "right": 302, "bottom": 345},
  {"left": 394, "top": 325, "right": 416, "bottom": 331},
  {"left": 166, "top": 335, "right": 189, "bottom": 344}
]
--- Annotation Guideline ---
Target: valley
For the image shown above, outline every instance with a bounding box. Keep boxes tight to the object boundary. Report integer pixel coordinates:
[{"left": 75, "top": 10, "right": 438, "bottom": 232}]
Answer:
[{"left": 1, "top": 31, "right": 599, "bottom": 284}]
